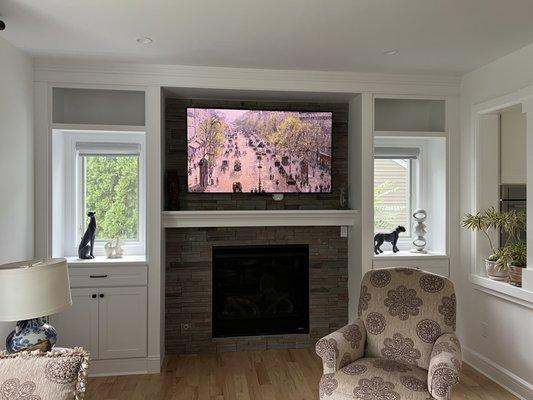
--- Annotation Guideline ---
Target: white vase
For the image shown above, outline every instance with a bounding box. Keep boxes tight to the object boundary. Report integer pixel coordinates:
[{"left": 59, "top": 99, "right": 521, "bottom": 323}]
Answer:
[
  {"left": 411, "top": 209, "right": 427, "bottom": 253},
  {"left": 485, "top": 259, "right": 509, "bottom": 281}
]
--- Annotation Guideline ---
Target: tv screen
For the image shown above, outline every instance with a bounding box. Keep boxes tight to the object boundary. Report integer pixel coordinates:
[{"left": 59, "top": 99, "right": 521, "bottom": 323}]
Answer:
[{"left": 187, "top": 108, "right": 332, "bottom": 193}]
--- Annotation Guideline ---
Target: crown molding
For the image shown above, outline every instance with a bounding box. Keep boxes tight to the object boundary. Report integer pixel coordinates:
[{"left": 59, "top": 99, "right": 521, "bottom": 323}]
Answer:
[{"left": 33, "top": 58, "right": 460, "bottom": 96}]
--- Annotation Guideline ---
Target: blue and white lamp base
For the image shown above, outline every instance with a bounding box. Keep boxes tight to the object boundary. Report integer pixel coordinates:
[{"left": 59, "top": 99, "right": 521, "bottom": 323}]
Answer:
[{"left": 5, "top": 317, "right": 57, "bottom": 353}]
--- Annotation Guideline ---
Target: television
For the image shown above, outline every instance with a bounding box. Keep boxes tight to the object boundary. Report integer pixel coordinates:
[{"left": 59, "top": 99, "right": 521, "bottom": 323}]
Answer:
[{"left": 187, "top": 108, "right": 332, "bottom": 193}]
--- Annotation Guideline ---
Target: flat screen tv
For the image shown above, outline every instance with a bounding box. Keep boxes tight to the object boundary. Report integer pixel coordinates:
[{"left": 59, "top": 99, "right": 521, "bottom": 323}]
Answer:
[{"left": 187, "top": 108, "right": 332, "bottom": 193}]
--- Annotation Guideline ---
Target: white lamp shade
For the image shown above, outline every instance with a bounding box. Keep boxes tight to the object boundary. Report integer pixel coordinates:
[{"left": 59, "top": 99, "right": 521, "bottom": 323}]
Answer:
[{"left": 0, "top": 258, "right": 72, "bottom": 321}]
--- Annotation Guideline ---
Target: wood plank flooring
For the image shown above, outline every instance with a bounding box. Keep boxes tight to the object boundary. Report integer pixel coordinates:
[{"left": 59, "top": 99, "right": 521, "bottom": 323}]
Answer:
[{"left": 85, "top": 348, "right": 518, "bottom": 400}]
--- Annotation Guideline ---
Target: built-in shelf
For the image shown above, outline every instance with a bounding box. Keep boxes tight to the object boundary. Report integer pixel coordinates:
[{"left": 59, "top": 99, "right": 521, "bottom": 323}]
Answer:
[
  {"left": 374, "top": 98, "right": 446, "bottom": 132},
  {"left": 65, "top": 255, "right": 148, "bottom": 267},
  {"left": 470, "top": 274, "right": 533, "bottom": 309},
  {"left": 52, "top": 123, "right": 146, "bottom": 132},
  {"left": 52, "top": 88, "right": 145, "bottom": 126},
  {"left": 373, "top": 251, "right": 450, "bottom": 277},
  {"left": 374, "top": 130, "right": 447, "bottom": 137},
  {"left": 373, "top": 250, "right": 448, "bottom": 260},
  {"left": 162, "top": 209, "right": 359, "bottom": 228}
]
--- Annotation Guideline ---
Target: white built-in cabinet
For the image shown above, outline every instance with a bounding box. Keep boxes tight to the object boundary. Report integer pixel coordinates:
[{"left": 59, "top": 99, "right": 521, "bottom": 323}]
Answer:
[
  {"left": 372, "top": 96, "right": 450, "bottom": 276},
  {"left": 97, "top": 286, "right": 147, "bottom": 359},
  {"left": 46, "top": 87, "right": 153, "bottom": 375},
  {"left": 51, "top": 288, "right": 99, "bottom": 356},
  {"left": 51, "top": 265, "right": 148, "bottom": 360}
]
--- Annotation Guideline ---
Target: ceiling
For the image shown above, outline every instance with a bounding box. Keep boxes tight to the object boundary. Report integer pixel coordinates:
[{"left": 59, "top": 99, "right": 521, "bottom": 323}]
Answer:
[{"left": 2, "top": 0, "right": 533, "bottom": 75}]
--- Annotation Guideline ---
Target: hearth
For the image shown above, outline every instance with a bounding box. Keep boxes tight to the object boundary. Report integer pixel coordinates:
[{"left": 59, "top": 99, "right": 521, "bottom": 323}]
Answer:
[{"left": 212, "top": 244, "right": 310, "bottom": 338}]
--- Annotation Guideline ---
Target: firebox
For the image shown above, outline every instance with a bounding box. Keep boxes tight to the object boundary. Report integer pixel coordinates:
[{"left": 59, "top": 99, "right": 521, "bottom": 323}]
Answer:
[{"left": 212, "top": 244, "right": 310, "bottom": 338}]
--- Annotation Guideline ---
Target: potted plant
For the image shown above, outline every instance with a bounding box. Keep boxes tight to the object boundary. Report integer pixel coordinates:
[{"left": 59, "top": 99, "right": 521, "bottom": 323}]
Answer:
[
  {"left": 500, "top": 241, "right": 527, "bottom": 287},
  {"left": 462, "top": 207, "right": 526, "bottom": 281},
  {"left": 463, "top": 207, "right": 505, "bottom": 280}
]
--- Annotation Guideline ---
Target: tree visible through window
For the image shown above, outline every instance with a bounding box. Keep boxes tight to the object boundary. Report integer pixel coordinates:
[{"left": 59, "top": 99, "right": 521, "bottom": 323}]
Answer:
[
  {"left": 374, "top": 158, "right": 411, "bottom": 236},
  {"left": 83, "top": 155, "right": 139, "bottom": 241}
]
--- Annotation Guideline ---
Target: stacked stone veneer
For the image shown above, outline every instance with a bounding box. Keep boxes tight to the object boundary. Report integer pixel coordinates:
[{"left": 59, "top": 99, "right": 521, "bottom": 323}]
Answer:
[
  {"left": 165, "top": 226, "right": 348, "bottom": 354},
  {"left": 164, "top": 98, "right": 349, "bottom": 354}
]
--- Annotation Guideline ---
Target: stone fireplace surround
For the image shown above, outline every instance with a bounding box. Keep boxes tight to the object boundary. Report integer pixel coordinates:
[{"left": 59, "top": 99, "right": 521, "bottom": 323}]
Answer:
[
  {"left": 165, "top": 226, "right": 348, "bottom": 354},
  {"left": 164, "top": 98, "right": 350, "bottom": 354}
]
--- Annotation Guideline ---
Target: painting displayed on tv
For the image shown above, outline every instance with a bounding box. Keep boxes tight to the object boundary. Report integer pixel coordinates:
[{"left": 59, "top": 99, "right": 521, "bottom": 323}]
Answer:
[{"left": 187, "top": 108, "right": 332, "bottom": 193}]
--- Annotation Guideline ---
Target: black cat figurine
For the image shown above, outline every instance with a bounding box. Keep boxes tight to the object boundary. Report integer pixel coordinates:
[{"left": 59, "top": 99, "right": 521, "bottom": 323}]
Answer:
[
  {"left": 78, "top": 211, "right": 97, "bottom": 259},
  {"left": 374, "top": 225, "right": 406, "bottom": 254}
]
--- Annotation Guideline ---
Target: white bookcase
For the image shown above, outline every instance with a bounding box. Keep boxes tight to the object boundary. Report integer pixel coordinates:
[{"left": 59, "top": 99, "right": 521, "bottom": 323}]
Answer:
[{"left": 372, "top": 96, "right": 450, "bottom": 275}]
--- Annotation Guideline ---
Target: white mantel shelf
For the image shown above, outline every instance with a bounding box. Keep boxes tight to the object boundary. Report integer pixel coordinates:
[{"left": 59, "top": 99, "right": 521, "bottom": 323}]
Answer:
[{"left": 162, "top": 209, "right": 359, "bottom": 228}]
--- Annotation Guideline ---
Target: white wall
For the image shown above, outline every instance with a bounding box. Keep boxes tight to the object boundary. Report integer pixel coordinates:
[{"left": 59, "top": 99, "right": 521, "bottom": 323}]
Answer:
[
  {"left": 0, "top": 37, "right": 34, "bottom": 344},
  {"left": 348, "top": 95, "right": 363, "bottom": 322},
  {"left": 501, "top": 111, "right": 527, "bottom": 184},
  {"left": 460, "top": 43, "right": 533, "bottom": 397}
]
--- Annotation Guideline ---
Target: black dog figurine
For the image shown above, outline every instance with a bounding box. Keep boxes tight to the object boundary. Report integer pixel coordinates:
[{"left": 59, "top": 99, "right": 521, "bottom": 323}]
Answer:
[
  {"left": 78, "top": 211, "right": 97, "bottom": 259},
  {"left": 374, "top": 225, "right": 406, "bottom": 254}
]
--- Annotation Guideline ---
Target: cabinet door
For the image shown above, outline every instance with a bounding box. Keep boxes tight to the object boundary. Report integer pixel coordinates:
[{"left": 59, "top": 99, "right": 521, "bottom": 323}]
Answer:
[
  {"left": 50, "top": 288, "right": 99, "bottom": 358},
  {"left": 97, "top": 286, "right": 147, "bottom": 359}
]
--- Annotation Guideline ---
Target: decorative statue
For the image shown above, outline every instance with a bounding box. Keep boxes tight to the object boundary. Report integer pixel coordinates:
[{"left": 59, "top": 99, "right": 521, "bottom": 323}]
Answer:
[
  {"left": 78, "top": 211, "right": 96, "bottom": 259},
  {"left": 411, "top": 209, "right": 428, "bottom": 253},
  {"left": 339, "top": 187, "right": 348, "bottom": 209},
  {"left": 374, "top": 225, "right": 406, "bottom": 254},
  {"left": 104, "top": 238, "right": 124, "bottom": 259}
]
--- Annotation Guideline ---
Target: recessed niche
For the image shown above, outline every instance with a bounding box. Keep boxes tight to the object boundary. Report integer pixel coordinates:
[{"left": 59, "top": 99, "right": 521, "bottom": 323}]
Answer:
[
  {"left": 53, "top": 88, "right": 145, "bottom": 126},
  {"left": 374, "top": 98, "right": 445, "bottom": 132}
]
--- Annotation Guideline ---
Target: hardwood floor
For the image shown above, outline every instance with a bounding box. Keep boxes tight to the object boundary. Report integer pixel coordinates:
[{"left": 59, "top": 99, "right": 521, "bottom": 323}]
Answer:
[{"left": 86, "top": 348, "right": 518, "bottom": 400}]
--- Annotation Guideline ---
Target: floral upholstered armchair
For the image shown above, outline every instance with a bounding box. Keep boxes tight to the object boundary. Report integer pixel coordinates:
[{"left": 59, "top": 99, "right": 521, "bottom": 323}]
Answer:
[{"left": 316, "top": 267, "right": 461, "bottom": 400}]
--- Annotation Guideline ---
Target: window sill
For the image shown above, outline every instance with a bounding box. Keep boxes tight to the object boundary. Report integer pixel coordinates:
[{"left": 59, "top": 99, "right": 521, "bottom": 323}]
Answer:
[
  {"left": 470, "top": 274, "right": 533, "bottom": 309},
  {"left": 373, "top": 250, "right": 448, "bottom": 260},
  {"left": 64, "top": 255, "right": 147, "bottom": 267}
]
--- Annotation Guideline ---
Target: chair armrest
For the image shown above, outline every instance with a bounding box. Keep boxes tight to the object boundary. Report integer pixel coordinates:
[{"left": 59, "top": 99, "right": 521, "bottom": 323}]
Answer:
[
  {"left": 428, "top": 333, "right": 462, "bottom": 400},
  {"left": 315, "top": 318, "right": 366, "bottom": 374}
]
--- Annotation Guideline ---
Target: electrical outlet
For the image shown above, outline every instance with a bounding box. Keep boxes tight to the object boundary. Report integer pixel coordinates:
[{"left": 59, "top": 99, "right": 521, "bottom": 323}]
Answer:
[
  {"left": 481, "top": 322, "right": 488, "bottom": 338},
  {"left": 181, "top": 323, "right": 191, "bottom": 332}
]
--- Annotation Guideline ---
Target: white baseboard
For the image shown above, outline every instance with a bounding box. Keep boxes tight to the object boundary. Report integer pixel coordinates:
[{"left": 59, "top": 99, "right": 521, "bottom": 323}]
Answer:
[
  {"left": 147, "top": 355, "right": 162, "bottom": 374},
  {"left": 462, "top": 345, "right": 533, "bottom": 400},
  {"left": 89, "top": 356, "right": 161, "bottom": 377}
]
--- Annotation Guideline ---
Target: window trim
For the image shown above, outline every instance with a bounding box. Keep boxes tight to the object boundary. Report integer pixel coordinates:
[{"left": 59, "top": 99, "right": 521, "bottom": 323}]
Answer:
[{"left": 63, "top": 131, "right": 146, "bottom": 257}]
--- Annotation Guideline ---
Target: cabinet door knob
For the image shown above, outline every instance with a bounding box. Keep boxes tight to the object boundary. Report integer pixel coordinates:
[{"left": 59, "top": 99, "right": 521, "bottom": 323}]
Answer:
[
  {"left": 91, "top": 294, "right": 97, "bottom": 299},
  {"left": 99, "top": 293, "right": 104, "bottom": 298}
]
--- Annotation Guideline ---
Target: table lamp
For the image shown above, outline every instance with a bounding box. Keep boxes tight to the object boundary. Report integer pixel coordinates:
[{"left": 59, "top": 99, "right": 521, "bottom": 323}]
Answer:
[{"left": 0, "top": 258, "right": 72, "bottom": 353}]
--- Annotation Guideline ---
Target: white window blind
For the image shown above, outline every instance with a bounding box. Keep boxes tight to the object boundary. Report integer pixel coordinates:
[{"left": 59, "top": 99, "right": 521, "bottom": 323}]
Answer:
[
  {"left": 374, "top": 147, "right": 420, "bottom": 159},
  {"left": 76, "top": 142, "right": 141, "bottom": 156},
  {"left": 374, "top": 147, "right": 417, "bottom": 238}
]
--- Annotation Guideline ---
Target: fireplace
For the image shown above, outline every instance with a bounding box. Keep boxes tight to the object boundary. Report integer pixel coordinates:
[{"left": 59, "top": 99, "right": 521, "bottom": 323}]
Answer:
[{"left": 212, "top": 244, "right": 310, "bottom": 338}]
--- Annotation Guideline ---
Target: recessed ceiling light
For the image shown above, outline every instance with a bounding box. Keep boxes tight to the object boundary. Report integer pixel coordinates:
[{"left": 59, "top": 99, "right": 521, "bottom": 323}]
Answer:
[
  {"left": 382, "top": 49, "right": 399, "bottom": 56},
  {"left": 136, "top": 36, "right": 153, "bottom": 44}
]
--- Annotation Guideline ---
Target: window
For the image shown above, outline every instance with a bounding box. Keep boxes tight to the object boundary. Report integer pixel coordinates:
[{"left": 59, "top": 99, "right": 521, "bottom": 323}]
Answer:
[
  {"left": 80, "top": 152, "right": 140, "bottom": 241},
  {"left": 75, "top": 140, "right": 144, "bottom": 255},
  {"left": 52, "top": 130, "right": 146, "bottom": 258},
  {"left": 374, "top": 146, "right": 420, "bottom": 243},
  {"left": 372, "top": 136, "right": 447, "bottom": 256},
  {"left": 374, "top": 158, "right": 412, "bottom": 236}
]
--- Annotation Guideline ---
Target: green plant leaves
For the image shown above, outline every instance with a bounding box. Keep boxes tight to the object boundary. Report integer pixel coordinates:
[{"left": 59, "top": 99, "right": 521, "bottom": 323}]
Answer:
[{"left": 462, "top": 206, "right": 527, "bottom": 269}]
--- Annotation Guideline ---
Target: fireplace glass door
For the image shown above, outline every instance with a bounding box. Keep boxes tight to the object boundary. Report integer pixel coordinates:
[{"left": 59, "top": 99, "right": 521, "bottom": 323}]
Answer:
[{"left": 212, "top": 244, "right": 310, "bottom": 338}]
